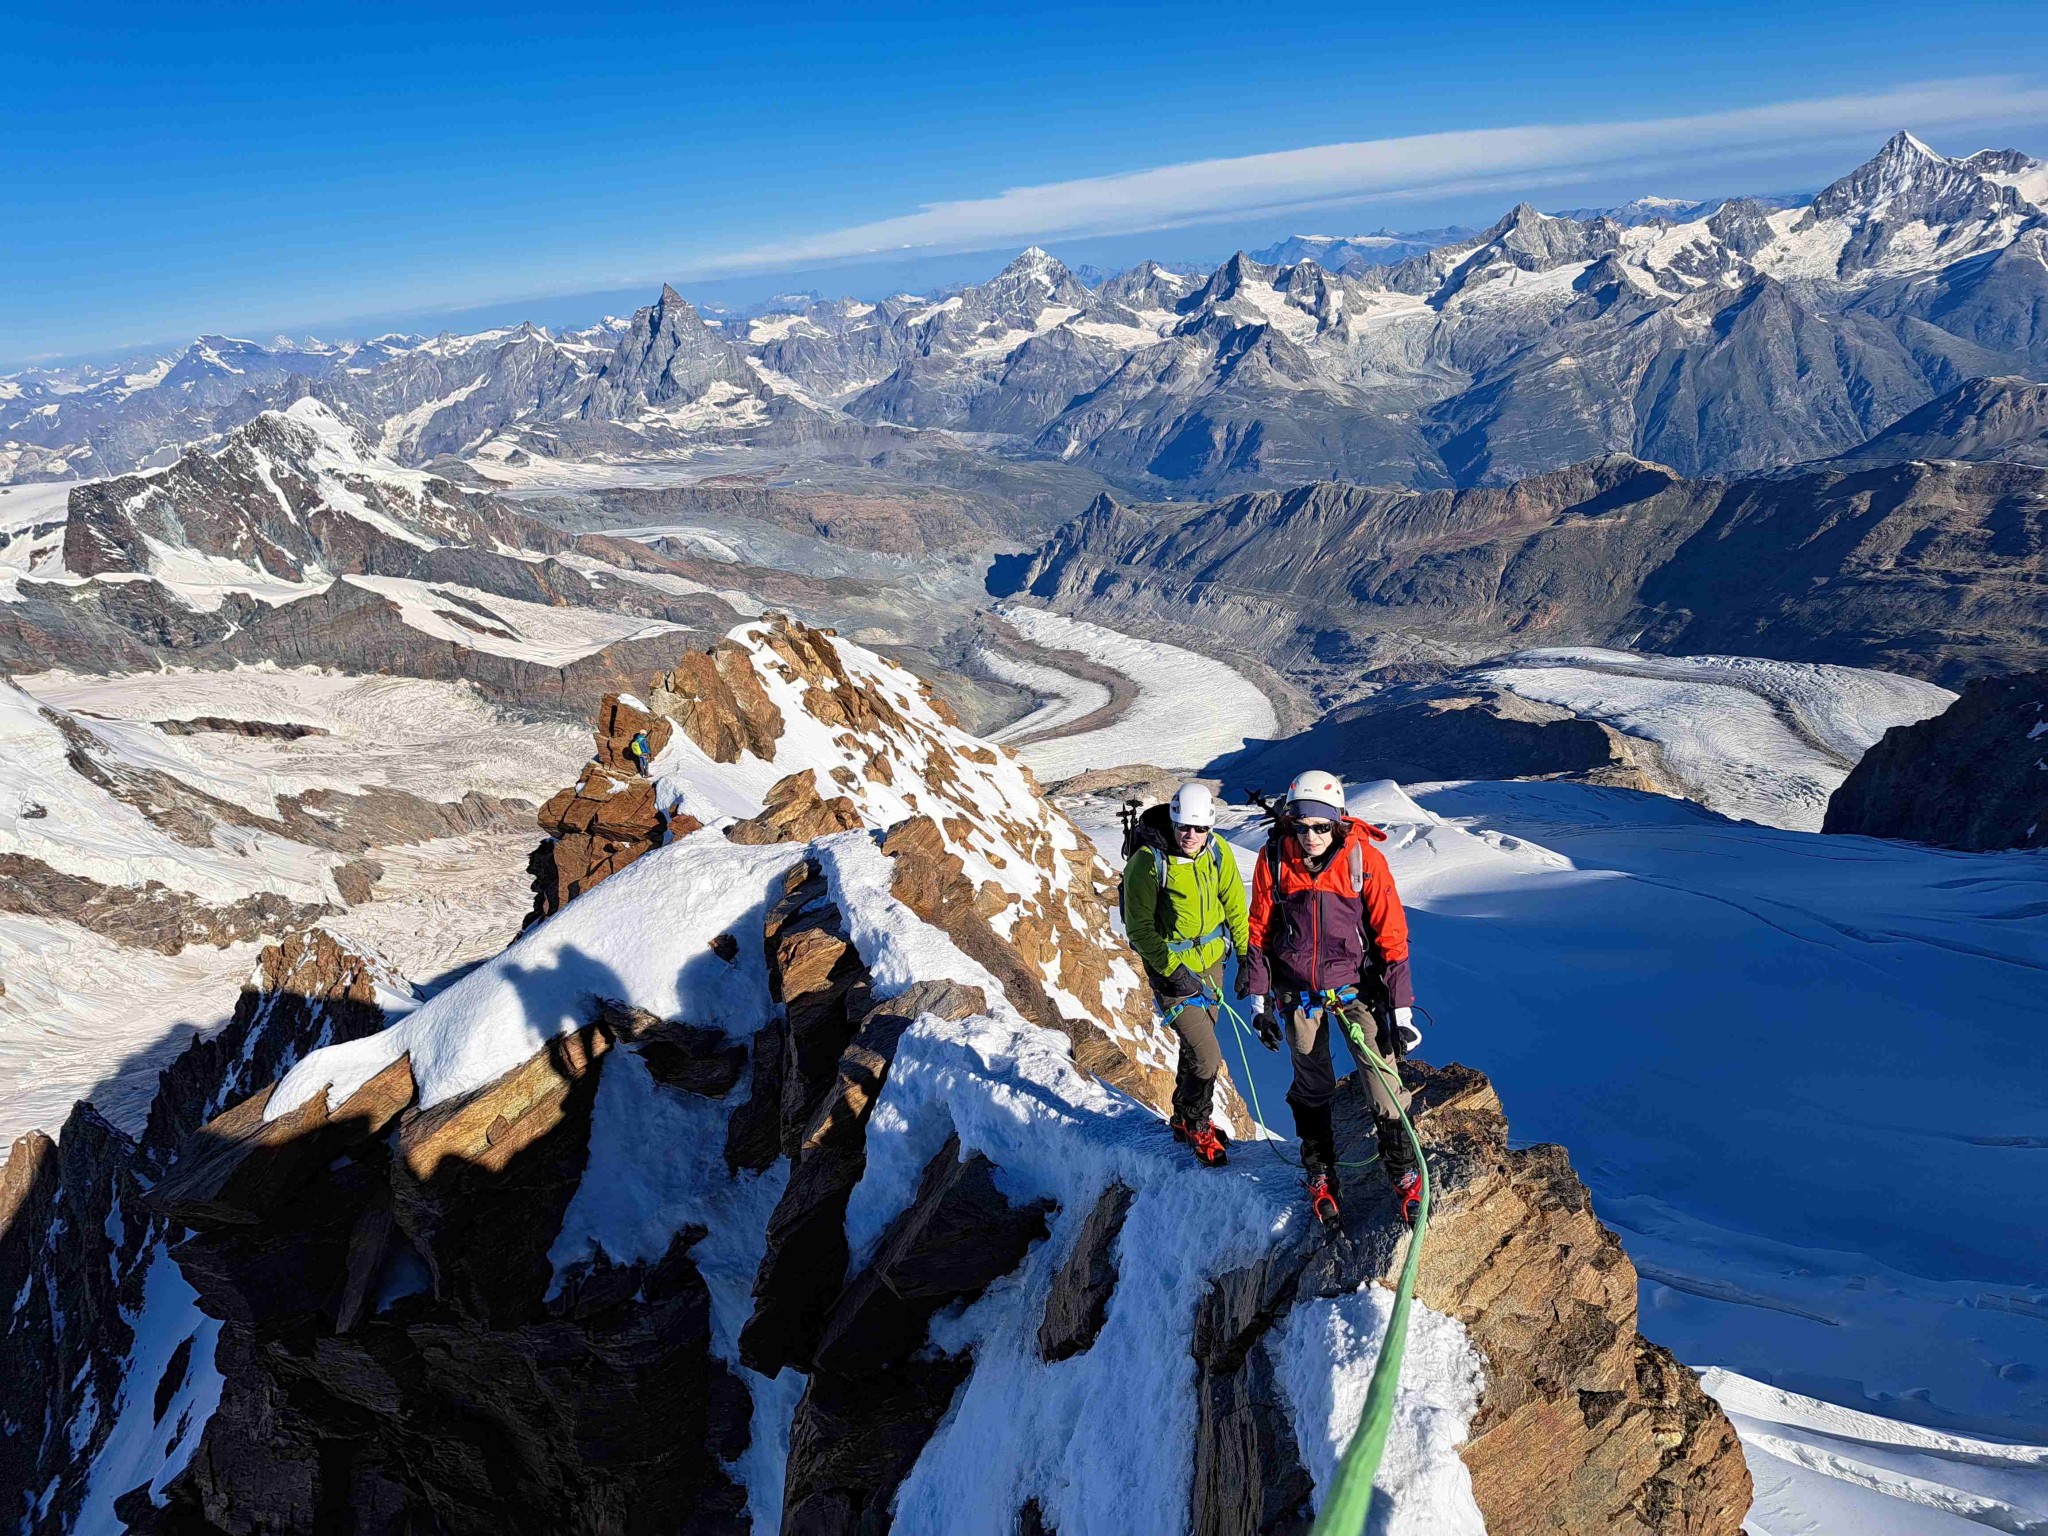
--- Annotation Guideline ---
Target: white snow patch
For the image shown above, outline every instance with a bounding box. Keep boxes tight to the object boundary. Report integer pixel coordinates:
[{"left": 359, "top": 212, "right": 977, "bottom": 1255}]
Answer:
[
  {"left": 1481, "top": 648, "right": 1955, "bottom": 830},
  {"left": 339, "top": 574, "right": 686, "bottom": 664},
  {"left": 72, "top": 1247, "right": 223, "bottom": 1531}
]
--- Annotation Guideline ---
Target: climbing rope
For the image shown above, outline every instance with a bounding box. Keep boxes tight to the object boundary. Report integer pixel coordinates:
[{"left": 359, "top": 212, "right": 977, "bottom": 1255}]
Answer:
[
  {"left": 1160, "top": 980, "right": 1438, "bottom": 1528},
  {"left": 1308, "top": 1006, "right": 1435, "bottom": 1536}
]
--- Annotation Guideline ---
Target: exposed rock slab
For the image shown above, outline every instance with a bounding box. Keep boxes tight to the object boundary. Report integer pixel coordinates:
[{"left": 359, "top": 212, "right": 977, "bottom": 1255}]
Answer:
[{"left": 1824, "top": 670, "right": 2048, "bottom": 848}]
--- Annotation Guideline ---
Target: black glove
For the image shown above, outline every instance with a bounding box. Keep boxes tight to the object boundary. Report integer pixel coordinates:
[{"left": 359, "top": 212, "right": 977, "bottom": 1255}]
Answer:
[
  {"left": 1254, "top": 1008, "right": 1283, "bottom": 1052},
  {"left": 1160, "top": 964, "right": 1203, "bottom": 1002},
  {"left": 1232, "top": 961, "right": 1253, "bottom": 1000}
]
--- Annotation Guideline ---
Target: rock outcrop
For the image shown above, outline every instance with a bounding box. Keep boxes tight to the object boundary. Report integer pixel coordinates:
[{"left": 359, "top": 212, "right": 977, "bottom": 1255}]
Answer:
[
  {"left": 1223, "top": 681, "right": 1676, "bottom": 797},
  {"left": 524, "top": 614, "right": 1188, "bottom": 1119},
  {"left": 0, "top": 928, "right": 402, "bottom": 1536},
  {"left": 1823, "top": 670, "right": 2048, "bottom": 849},
  {"left": 527, "top": 693, "right": 698, "bottom": 923},
  {"left": 1005, "top": 451, "right": 2048, "bottom": 691}
]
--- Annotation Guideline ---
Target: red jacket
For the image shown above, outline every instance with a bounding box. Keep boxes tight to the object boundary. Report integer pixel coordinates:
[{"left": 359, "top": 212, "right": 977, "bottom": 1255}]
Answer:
[{"left": 1245, "top": 816, "right": 1414, "bottom": 1007}]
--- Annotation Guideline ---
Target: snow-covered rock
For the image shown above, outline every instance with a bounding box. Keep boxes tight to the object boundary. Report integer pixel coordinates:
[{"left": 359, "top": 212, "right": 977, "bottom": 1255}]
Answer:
[{"left": 4, "top": 628, "right": 1755, "bottom": 1534}]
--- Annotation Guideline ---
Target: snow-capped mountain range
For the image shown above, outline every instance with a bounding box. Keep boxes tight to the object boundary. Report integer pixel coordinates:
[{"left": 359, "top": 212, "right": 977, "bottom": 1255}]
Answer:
[{"left": 7, "top": 133, "right": 2048, "bottom": 496}]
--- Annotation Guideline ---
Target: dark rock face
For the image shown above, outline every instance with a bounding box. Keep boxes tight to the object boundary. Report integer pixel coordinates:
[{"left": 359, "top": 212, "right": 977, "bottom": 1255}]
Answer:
[
  {"left": 1036, "top": 1181, "right": 1135, "bottom": 1363},
  {"left": 1189, "top": 1255, "right": 1317, "bottom": 1536},
  {"left": 144, "top": 1015, "right": 756, "bottom": 1536},
  {"left": 0, "top": 928, "right": 398, "bottom": 1536},
  {"left": 1824, "top": 671, "right": 2048, "bottom": 848},
  {"left": 783, "top": 1135, "right": 1055, "bottom": 1535},
  {"left": 0, "top": 1106, "right": 149, "bottom": 1536},
  {"left": 1012, "top": 451, "right": 2048, "bottom": 688},
  {"left": 1828, "top": 375, "right": 2048, "bottom": 469}
]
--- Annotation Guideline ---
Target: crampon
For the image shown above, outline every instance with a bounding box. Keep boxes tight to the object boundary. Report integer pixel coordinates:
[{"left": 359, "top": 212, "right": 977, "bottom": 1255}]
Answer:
[
  {"left": 1170, "top": 1113, "right": 1230, "bottom": 1147},
  {"left": 1395, "top": 1170, "right": 1422, "bottom": 1226},
  {"left": 1306, "top": 1171, "right": 1342, "bottom": 1230},
  {"left": 1184, "top": 1121, "right": 1229, "bottom": 1167}
]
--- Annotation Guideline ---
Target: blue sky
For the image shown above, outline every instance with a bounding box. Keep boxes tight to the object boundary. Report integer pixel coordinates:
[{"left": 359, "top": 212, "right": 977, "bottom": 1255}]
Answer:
[{"left": 5, "top": 0, "right": 2047, "bottom": 364}]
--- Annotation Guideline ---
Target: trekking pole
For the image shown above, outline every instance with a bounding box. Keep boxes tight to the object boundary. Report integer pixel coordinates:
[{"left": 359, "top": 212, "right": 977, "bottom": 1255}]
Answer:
[{"left": 1307, "top": 1009, "right": 1435, "bottom": 1536}]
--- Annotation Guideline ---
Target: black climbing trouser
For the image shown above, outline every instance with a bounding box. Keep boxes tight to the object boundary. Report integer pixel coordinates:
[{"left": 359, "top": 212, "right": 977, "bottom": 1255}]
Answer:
[
  {"left": 1282, "top": 994, "right": 1414, "bottom": 1181},
  {"left": 1150, "top": 961, "right": 1224, "bottom": 1126}
]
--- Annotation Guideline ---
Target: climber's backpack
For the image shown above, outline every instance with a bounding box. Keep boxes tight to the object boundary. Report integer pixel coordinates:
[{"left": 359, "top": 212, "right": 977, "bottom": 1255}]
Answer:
[{"left": 1117, "top": 800, "right": 1222, "bottom": 952}]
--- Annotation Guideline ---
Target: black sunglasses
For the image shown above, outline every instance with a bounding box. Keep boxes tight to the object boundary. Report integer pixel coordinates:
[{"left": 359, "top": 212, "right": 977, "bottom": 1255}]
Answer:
[{"left": 1294, "top": 819, "right": 1336, "bottom": 834}]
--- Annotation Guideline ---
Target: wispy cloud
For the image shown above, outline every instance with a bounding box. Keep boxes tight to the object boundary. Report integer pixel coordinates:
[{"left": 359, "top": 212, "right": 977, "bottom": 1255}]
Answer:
[{"left": 684, "top": 78, "right": 2048, "bottom": 274}]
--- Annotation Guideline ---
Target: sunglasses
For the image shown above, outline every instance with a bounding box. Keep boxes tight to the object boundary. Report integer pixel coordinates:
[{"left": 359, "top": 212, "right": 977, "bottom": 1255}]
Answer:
[{"left": 1294, "top": 819, "right": 1336, "bottom": 835}]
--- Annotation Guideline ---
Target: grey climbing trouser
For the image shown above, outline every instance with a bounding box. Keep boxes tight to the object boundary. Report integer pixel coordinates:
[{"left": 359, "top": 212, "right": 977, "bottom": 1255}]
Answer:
[{"left": 1285, "top": 995, "right": 1414, "bottom": 1175}]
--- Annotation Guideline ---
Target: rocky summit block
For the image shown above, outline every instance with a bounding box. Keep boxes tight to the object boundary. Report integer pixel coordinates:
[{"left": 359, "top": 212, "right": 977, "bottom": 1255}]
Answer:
[{"left": 1824, "top": 670, "right": 2048, "bottom": 849}]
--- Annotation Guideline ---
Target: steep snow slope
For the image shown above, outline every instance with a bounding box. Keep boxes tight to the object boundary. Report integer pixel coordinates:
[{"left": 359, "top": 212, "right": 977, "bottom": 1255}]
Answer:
[
  {"left": 1373, "top": 781, "right": 2045, "bottom": 1529},
  {"left": 1480, "top": 649, "right": 1956, "bottom": 829}
]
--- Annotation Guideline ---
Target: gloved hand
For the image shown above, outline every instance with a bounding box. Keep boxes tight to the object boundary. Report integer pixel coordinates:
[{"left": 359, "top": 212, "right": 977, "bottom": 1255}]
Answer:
[
  {"left": 1232, "top": 962, "right": 1253, "bottom": 1000},
  {"left": 1161, "top": 964, "right": 1203, "bottom": 1002},
  {"left": 1392, "top": 1006, "right": 1421, "bottom": 1057},
  {"left": 1252, "top": 1002, "right": 1283, "bottom": 1052}
]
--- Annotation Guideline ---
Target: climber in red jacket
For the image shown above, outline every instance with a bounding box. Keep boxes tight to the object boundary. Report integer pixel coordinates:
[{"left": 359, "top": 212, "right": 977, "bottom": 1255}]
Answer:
[{"left": 1238, "top": 769, "right": 1423, "bottom": 1229}]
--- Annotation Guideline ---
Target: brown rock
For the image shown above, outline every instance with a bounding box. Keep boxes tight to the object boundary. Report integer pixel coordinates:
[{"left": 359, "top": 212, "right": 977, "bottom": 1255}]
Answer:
[
  {"left": 1337, "top": 1064, "right": 1751, "bottom": 1535},
  {"left": 725, "top": 769, "right": 864, "bottom": 845},
  {"left": 649, "top": 633, "right": 786, "bottom": 762},
  {"left": 593, "top": 692, "right": 671, "bottom": 774}
]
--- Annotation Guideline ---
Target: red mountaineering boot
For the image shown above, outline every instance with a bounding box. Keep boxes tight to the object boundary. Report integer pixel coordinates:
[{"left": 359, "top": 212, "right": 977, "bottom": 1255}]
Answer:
[
  {"left": 1171, "top": 1113, "right": 1230, "bottom": 1148},
  {"left": 1185, "top": 1121, "right": 1229, "bottom": 1167}
]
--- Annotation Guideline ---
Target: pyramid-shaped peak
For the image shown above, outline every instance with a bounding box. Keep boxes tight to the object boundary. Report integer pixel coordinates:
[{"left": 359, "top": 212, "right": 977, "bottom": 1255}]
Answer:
[{"left": 658, "top": 283, "right": 687, "bottom": 306}]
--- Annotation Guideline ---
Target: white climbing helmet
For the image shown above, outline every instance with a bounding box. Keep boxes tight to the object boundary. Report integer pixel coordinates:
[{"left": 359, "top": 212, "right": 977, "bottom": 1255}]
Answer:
[
  {"left": 1285, "top": 769, "right": 1345, "bottom": 819},
  {"left": 1168, "top": 782, "right": 1217, "bottom": 829}
]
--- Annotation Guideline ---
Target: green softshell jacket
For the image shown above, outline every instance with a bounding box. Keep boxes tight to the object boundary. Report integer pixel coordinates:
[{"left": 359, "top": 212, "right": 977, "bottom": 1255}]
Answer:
[{"left": 1122, "top": 836, "right": 1252, "bottom": 980}]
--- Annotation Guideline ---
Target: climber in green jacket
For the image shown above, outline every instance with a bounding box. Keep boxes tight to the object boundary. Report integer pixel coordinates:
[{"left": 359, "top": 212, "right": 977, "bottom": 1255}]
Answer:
[{"left": 1120, "top": 783, "right": 1251, "bottom": 1167}]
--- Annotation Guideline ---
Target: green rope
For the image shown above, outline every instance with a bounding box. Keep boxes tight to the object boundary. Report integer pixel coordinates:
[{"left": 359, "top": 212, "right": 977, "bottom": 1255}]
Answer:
[{"left": 1308, "top": 1009, "right": 1434, "bottom": 1536}]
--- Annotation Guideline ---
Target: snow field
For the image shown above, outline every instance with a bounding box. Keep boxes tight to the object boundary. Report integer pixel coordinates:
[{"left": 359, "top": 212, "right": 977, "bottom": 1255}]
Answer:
[
  {"left": 995, "top": 605, "right": 1278, "bottom": 779},
  {"left": 1704, "top": 1369, "right": 2048, "bottom": 1536},
  {"left": 21, "top": 666, "right": 590, "bottom": 808},
  {"left": 339, "top": 574, "right": 687, "bottom": 665},
  {"left": 1481, "top": 648, "right": 1956, "bottom": 830},
  {"left": 0, "top": 677, "right": 337, "bottom": 906}
]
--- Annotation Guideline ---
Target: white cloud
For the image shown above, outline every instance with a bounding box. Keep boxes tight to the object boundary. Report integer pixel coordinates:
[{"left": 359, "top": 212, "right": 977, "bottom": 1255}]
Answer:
[{"left": 685, "top": 77, "right": 2048, "bottom": 274}]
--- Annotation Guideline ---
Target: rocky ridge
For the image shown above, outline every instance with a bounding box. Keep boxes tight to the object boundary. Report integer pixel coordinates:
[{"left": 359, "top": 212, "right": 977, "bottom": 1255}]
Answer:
[
  {"left": 0, "top": 620, "right": 1749, "bottom": 1534},
  {"left": 1003, "top": 447, "right": 2048, "bottom": 694},
  {"left": 1823, "top": 669, "right": 2048, "bottom": 849}
]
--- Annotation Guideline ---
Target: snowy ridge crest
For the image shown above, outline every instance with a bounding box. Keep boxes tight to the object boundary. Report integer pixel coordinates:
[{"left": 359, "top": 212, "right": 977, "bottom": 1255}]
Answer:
[{"left": 40, "top": 621, "right": 1752, "bottom": 1533}]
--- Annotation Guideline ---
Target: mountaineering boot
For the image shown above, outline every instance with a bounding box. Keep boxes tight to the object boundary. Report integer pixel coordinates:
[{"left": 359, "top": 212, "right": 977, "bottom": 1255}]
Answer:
[
  {"left": 1185, "top": 1120, "right": 1229, "bottom": 1168},
  {"left": 1171, "top": 1113, "right": 1230, "bottom": 1147},
  {"left": 1305, "top": 1169, "right": 1342, "bottom": 1230},
  {"left": 1394, "top": 1170, "right": 1422, "bottom": 1226}
]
